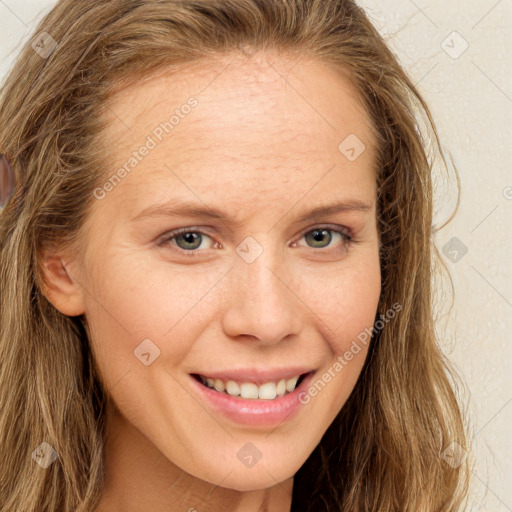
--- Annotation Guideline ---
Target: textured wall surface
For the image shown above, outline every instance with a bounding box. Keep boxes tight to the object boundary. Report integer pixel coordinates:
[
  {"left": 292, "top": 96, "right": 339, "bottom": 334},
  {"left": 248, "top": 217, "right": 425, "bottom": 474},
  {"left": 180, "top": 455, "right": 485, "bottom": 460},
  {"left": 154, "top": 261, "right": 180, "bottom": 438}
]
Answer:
[
  {"left": 355, "top": 2, "right": 512, "bottom": 510},
  {"left": 1, "top": 0, "right": 511, "bottom": 510}
]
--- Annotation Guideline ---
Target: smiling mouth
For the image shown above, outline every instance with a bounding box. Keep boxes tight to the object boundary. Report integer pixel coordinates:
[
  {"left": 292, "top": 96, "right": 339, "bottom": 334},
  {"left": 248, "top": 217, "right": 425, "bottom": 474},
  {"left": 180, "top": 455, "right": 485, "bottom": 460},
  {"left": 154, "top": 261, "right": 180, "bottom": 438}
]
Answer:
[{"left": 191, "top": 372, "right": 311, "bottom": 400}]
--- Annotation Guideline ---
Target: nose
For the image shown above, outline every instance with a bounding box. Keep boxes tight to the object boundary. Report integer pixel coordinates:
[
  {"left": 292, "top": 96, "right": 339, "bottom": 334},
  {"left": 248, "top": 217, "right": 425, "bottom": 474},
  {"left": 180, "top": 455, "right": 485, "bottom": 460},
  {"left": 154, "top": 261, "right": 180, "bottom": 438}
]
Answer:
[{"left": 221, "top": 245, "right": 304, "bottom": 345}]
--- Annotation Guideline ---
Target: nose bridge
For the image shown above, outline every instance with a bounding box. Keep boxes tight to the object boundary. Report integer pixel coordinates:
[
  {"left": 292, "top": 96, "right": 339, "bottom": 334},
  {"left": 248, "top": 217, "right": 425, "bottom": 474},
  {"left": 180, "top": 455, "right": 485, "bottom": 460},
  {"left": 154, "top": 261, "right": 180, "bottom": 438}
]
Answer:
[
  {"left": 239, "top": 244, "right": 285, "bottom": 304},
  {"left": 222, "top": 235, "right": 303, "bottom": 343}
]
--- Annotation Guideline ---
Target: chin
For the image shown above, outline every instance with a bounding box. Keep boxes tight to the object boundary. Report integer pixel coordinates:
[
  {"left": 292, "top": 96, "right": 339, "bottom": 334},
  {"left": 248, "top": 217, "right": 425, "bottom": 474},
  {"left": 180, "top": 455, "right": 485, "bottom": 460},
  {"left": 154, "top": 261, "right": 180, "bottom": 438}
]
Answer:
[{"left": 197, "top": 462, "right": 296, "bottom": 492}]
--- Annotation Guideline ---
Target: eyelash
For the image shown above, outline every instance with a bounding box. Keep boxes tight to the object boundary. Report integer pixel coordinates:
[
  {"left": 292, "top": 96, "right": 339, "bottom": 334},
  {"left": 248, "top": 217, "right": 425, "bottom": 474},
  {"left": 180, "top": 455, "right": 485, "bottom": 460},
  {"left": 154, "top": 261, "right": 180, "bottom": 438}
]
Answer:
[{"left": 158, "top": 225, "right": 353, "bottom": 257}]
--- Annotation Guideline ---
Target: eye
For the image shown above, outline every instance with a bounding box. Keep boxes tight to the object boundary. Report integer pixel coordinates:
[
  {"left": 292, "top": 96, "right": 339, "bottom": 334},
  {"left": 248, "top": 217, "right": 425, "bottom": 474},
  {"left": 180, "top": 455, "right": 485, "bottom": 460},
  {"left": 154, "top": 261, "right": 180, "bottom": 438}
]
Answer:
[
  {"left": 159, "top": 225, "right": 352, "bottom": 257},
  {"left": 159, "top": 228, "right": 216, "bottom": 254},
  {"left": 294, "top": 225, "right": 352, "bottom": 251}
]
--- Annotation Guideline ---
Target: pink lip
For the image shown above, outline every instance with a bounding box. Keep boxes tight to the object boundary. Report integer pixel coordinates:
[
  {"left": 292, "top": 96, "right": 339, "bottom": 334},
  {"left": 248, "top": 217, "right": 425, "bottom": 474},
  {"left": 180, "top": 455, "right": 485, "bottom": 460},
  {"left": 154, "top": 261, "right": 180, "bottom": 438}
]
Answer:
[
  {"left": 189, "top": 370, "right": 316, "bottom": 427},
  {"left": 192, "top": 367, "right": 315, "bottom": 386}
]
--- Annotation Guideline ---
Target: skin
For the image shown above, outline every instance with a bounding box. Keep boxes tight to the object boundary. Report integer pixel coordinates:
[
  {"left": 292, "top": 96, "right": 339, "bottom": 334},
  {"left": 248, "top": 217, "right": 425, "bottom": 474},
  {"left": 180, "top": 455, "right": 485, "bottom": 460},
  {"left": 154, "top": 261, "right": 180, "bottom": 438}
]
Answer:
[{"left": 42, "top": 51, "right": 381, "bottom": 512}]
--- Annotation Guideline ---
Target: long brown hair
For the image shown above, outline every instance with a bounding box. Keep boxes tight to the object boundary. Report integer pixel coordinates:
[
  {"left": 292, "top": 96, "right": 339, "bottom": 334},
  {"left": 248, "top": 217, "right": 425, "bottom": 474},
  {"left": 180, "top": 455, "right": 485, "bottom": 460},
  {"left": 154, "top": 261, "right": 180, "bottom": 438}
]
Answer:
[{"left": 0, "top": 1, "right": 471, "bottom": 510}]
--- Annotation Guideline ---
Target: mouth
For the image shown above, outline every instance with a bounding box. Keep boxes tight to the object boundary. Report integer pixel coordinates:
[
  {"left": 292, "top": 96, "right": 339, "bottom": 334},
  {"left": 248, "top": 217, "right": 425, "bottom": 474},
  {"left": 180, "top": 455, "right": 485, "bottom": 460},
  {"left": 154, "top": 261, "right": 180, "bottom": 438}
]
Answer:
[
  {"left": 191, "top": 372, "right": 311, "bottom": 400},
  {"left": 189, "top": 369, "right": 317, "bottom": 427}
]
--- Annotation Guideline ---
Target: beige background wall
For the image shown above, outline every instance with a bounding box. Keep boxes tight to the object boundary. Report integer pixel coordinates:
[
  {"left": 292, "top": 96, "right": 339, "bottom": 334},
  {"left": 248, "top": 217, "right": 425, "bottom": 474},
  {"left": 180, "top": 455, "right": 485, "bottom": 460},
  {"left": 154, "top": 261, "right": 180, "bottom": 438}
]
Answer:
[
  {"left": 1, "top": 1, "right": 511, "bottom": 509},
  {"left": 355, "top": 2, "right": 512, "bottom": 510}
]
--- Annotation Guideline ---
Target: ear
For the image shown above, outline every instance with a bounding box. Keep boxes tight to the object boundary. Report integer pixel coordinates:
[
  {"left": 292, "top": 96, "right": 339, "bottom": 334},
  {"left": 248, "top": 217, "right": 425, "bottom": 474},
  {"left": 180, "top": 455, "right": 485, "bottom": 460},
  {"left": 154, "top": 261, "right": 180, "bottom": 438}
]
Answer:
[{"left": 39, "top": 250, "right": 86, "bottom": 317}]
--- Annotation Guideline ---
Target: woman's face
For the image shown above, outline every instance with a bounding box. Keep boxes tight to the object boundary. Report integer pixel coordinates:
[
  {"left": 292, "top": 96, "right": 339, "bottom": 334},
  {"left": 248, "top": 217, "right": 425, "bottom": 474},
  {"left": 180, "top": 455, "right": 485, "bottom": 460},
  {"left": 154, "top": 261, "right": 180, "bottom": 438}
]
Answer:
[{"left": 61, "top": 53, "right": 381, "bottom": 492}]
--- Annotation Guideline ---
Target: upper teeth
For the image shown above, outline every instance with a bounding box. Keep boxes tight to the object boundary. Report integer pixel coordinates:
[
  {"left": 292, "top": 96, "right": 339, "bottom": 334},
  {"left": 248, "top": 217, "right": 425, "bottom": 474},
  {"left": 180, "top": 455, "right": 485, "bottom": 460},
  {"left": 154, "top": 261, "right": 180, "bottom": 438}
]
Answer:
[{"left": 200, "top": 375, "right": 301, "bottom": 400}]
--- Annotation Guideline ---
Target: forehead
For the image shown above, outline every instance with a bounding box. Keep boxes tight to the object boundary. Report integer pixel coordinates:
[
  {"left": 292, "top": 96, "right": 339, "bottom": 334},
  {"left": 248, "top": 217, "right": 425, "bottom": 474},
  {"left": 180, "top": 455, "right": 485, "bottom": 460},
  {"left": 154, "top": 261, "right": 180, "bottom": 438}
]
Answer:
[{"left": 96, "top": 53, "right": 378, "bottom": 214}]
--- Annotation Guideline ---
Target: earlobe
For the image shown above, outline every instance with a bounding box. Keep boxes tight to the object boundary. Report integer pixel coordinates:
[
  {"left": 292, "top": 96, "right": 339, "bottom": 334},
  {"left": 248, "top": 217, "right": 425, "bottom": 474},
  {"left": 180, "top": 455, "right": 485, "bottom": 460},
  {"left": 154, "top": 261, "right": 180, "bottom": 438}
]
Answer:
[{"left": 39, "top": 253, "right": 86, "bottom": 317}]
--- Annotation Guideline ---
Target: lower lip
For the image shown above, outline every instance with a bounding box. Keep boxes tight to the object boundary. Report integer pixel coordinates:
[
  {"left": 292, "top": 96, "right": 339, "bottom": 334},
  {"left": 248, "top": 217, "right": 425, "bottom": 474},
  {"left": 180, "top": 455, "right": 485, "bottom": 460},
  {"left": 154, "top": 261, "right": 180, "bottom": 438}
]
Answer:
[{"left": 189, "top": 372, "right": 315, "bottom": 427}]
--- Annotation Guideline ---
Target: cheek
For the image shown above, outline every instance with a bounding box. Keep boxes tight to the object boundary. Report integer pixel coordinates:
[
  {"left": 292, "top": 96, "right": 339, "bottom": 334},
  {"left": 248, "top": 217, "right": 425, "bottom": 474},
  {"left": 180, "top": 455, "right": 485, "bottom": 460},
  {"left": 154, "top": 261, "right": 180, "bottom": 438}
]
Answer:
[
  {"left": 327, "top": 261, "right": 380, "bottom": 398},
  {"left": 298, "top": 258, "right": 381, "bottom": 349},
  {"left": 84, "top": 247, "right": 194, "bottom": 328},
  {"left": 82, "top": 253, "right": 228, "bottom": 380},
  {"left": 299, "top": 264, "right": 380, "bottom": 416}
]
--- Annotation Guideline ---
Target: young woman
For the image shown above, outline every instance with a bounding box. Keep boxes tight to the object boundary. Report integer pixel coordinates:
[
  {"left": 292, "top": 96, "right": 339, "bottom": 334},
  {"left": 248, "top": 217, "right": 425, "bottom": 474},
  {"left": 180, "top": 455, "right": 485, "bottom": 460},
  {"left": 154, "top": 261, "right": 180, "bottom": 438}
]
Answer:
[{"left": 0, "top": 1, "right": 470, "bottom": 510}]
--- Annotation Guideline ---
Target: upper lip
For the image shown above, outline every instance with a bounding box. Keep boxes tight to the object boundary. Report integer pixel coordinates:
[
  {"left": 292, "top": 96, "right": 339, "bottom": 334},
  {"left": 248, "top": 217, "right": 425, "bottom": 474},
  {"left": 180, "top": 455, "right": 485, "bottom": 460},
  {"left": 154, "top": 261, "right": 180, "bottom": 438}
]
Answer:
[{"left": 192, "top": 367, "right": 315, "bottom": 386}]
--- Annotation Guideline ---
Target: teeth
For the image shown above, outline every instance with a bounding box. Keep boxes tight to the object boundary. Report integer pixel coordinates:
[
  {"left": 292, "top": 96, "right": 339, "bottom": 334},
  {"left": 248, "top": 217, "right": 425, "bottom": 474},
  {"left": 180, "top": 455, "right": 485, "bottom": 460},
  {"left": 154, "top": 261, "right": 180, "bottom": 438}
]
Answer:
[
  {"left": 258, "top": 382, "right": 277, "bottom": 400},
  {"left": 285, "top": 376, "right": 298, "bottom": 392},
  {"left": 240, "top": 382, "right": 259, "bottom": 399},
  {"left": 200, "top": 374, "right": 303, "bottom": 400},
  {"left": 213, "top": 379, "right": 225, "bottom": 393},
  {"left": 225, "top": 380, "right": 240, "bottom": 396},
  {"left": 276, "top": 379, "right": 286, "bottom": 396}
]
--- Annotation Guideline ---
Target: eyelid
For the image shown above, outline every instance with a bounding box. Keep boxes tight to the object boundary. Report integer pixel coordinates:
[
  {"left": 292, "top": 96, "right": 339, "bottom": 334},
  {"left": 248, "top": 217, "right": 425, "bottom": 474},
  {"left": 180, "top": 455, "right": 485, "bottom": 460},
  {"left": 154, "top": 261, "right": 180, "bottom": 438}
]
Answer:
[{"left": 302, "top": 223, "right": 352, "bottom": 238}]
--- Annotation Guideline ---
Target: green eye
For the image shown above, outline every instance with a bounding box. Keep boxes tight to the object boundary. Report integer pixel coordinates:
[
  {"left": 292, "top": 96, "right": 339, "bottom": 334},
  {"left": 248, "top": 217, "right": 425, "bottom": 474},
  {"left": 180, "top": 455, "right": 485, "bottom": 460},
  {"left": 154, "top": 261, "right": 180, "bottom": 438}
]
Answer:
[
  {"left": 161, "top": 229, "right": 214, "bottom": 253},
  {"left": 159, "top": 225, "right": 352, "bottom": 257},
  {"left": 174, "top": 231, "right": 205, "bottom": 251},
  {"left": 305, "top": 229, "right": 336, "bottom": 248}
]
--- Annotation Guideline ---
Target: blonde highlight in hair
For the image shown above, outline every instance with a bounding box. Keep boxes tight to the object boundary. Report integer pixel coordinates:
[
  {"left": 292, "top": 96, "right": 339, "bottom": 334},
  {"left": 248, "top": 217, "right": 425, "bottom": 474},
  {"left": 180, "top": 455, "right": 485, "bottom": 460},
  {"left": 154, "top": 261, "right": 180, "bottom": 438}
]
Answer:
[{"left": 0, "top": 1, "right": 471, "bottom": 510}]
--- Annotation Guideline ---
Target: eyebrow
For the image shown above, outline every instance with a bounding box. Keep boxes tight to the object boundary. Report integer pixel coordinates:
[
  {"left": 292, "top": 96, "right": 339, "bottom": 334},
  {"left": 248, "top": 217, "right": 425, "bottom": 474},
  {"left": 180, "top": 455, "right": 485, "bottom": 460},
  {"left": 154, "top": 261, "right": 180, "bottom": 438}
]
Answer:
[{"left": 131, "top": 199, "right": 373, "bottom": 225}]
